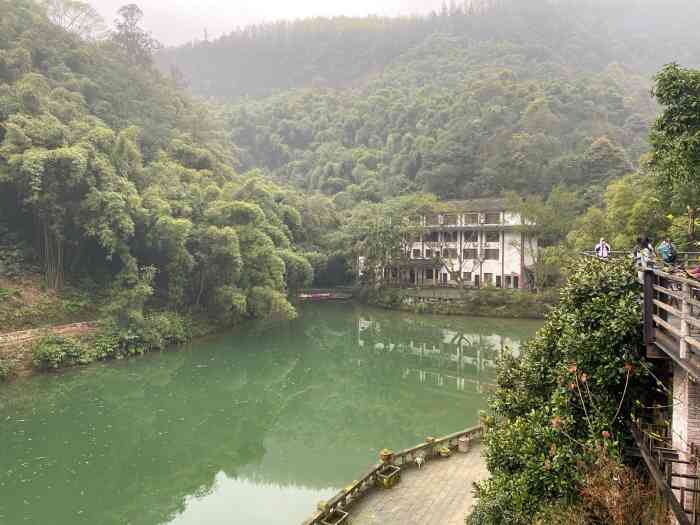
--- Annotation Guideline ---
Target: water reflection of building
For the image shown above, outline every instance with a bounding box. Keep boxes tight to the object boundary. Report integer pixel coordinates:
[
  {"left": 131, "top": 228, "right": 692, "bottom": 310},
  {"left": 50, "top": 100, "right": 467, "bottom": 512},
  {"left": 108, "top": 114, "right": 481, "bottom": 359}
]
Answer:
[{"left": 357, "top": 318, "right": 523, "bottom": 393}]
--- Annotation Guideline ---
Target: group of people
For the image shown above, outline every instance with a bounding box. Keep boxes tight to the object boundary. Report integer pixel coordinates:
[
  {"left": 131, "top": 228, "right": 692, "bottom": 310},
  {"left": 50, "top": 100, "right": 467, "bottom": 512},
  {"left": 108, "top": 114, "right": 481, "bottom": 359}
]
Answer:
[
  {"left": 594, "top": 236, "right": 684, "bottom": 267},
  {"left": 593, "top": 235, "right": 700, "bottom": 281}
]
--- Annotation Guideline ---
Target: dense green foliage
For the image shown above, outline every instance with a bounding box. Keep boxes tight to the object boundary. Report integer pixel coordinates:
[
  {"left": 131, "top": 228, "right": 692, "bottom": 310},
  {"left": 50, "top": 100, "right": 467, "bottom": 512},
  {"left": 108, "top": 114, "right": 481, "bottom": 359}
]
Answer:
[
  {"left": 569, "top": 64, "right": 700, "bottom": 254},
  {"left": 223, "top": 39, "right": 649, "bottom": 203},
  {"left": 31, "top": 312, "right": 192, "bottom": 370},
  {"left": 158, "top": 0, "right": 700, "bottom": 207},
  {"left": 467, "top": 258, "right": 647, "bottom": 524},
  {"left": 0, "top": 0, "right": 319, "bottom": 325},
  {"left": 0, "top": 357, "right": 17, "bottom": 381}
]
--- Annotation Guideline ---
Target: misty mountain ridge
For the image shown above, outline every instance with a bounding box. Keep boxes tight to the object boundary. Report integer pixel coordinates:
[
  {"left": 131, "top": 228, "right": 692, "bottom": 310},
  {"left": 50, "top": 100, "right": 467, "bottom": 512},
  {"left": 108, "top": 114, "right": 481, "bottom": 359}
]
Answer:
[{"left": 157, "top": 0, "right": 700, "bottom": 100}]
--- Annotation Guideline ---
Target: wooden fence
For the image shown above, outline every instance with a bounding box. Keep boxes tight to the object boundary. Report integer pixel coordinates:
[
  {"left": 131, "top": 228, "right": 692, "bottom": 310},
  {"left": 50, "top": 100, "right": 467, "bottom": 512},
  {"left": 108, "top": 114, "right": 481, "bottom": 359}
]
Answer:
[
  {"left": 302, "top": 425, "right": 483, "bottom": 525},
  {"left": 642, "top": 268, "right": 700, "bottom": 378},
  {"left": 631, "top": 419, "right": 700, "bottom": 525}
]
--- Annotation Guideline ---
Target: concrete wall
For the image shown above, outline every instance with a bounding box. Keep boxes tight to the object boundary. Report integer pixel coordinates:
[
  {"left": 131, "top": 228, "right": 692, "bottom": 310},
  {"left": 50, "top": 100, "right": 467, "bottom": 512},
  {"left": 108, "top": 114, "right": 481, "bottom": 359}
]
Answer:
[{"left": 672, "top": 364, "right": 700, "bottom": 515}]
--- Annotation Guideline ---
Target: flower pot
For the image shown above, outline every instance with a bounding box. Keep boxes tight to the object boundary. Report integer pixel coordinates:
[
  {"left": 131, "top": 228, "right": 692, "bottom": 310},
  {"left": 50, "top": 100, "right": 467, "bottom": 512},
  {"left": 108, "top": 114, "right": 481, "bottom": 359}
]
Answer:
[
  {"left": 321, "top": 509, "right": 349, "bottom": 525},
  {"left": 376, "top": 464, "right": 401, "bottom": 489}
]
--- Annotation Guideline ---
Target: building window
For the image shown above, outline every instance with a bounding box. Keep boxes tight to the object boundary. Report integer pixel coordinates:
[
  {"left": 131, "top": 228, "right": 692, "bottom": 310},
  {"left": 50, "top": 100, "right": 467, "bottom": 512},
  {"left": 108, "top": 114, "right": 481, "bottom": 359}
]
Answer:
[
  {"left": 465, "top": 213, "right": 479, "bottom": 225},
  {"left": 425, "top": 249, "right": 432, "bottom": 258},
  {"left": 505, "top": 276, "right": 512, "bottom": 288},
  {"left": 448, "top": 248, "right": 458, "bottom": 258},
  {"left": 485, "top": 231, "right": 500, "bottom": 243},
  {"left": 441, "top": 273, "right": 448, "bottom": 284},
  {"left": 485, "top": 249, "right": 499, "bottom": 260},
  {"left": 442, "top": 248, "right": 449, "bottom": 258},
  {"left": 447, "top": 231, "right": 458, "bottom": 242},
  {"left": 484, "top": 273, "right": 493, "bottom": 285},
  {"left": 425, "top": 269, "right": 434, "bottom": 280},
  {"left": 444, "top": 214, "right": 458, "bottom": 226},
  {"left": 513, "top": 276, "right": 519, "bottom": 289},
  {"left": 412, "top": 249, "right": 421, "bottom": 258},
  {"left": 485, "top": 212, "right": 501, "bottom": 224},
  {"left": 496, "top": 275, "right": 502, "bottom": 288},
  {"left": 463, "top": 272, "right": 472, "bottom": 283},
  {"left": 428, "top": 231, "right": 439, "bottom": 242},
  {"left": 463, "top": 248, "right": 478, "bottom": 260},
  {"left": 463, "top": 231, "right": 478, "bottom": 243}
]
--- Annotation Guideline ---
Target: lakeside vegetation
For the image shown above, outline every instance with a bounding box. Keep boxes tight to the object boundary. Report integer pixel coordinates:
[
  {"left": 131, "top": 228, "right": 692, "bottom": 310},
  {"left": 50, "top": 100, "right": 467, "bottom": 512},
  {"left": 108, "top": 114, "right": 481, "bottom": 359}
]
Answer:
[
  {"left": 0, "top": 0, "right": 323, "bottom": 340},
  {"left": 364, "top": 286, "right": 557, "bottom": 319},
  {"left": 467, "top": 257, "right": 662, "bottom": 524}
]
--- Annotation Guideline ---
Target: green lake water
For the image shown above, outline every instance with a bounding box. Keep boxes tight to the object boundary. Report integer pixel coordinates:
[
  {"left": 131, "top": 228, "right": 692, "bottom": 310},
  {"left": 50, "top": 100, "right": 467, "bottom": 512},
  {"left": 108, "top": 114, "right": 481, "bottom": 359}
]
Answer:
[{"left": 0, "top": 302, "right": 540, "bottom": 525}]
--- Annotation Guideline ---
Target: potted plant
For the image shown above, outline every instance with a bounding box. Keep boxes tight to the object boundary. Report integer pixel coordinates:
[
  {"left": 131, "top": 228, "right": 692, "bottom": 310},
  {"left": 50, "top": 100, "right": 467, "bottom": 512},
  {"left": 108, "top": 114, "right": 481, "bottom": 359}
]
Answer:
[
  {"left": 321, "top": 509, "right": 349, "bottom": 525},
  {"left": 376, "top": 463, "right": 401, "bottom": 489}
]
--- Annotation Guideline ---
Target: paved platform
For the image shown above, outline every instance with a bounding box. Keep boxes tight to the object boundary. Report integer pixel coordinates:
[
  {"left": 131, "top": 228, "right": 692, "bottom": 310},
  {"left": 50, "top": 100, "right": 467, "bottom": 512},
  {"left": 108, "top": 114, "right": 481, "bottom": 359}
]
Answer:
[{"left": 349, "top": 446, "right": 488, "bottom": 525}]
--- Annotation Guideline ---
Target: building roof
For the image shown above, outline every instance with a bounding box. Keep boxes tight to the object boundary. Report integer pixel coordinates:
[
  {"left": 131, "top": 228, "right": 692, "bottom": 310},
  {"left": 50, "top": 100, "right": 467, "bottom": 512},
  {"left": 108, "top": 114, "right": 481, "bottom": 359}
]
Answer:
[{"left": 434, "top": 198, "right": 509, "bottom": 213}]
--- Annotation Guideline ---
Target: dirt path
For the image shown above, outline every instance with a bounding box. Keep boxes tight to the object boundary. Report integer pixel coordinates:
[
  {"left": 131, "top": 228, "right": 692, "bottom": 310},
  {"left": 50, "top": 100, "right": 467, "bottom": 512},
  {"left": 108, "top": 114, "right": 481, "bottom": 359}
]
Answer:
[{"left": 0, "top": 322, "right": 96, "bottom": 373}]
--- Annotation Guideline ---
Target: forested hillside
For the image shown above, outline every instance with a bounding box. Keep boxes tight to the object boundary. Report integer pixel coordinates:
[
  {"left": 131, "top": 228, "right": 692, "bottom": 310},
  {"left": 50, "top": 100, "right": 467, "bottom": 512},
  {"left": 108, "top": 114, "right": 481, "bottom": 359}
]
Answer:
[
  {"left": 0, "top": 0, "right": 326, "bottom": 326},
  {"left": 160, "top": 0, "right": 700, "bottom": 205}
]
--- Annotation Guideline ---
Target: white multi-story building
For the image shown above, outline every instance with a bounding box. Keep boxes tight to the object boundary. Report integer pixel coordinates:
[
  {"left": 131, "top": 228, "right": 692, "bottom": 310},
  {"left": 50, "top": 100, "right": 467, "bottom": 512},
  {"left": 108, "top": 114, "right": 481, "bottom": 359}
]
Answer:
[{"left": 389, "top": 199, "right": 537, "bottom": 289}]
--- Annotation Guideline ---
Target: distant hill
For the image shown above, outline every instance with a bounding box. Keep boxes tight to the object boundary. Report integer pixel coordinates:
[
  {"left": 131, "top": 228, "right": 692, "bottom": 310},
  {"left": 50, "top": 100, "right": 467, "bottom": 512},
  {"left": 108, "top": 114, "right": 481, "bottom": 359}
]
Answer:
[
  {"left": 155, "top": 1, "right": 700, "bottom": 204},
  {"left": 158, "top": 0, "right": 700, "bottom": 100}
]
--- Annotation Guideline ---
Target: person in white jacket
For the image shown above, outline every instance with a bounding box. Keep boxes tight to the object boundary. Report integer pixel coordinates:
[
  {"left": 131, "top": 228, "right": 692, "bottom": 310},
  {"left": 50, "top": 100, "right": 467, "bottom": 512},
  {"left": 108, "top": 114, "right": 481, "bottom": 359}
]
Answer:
[{"left": 595, "top": 238, "right": 611, "bottom": 260}]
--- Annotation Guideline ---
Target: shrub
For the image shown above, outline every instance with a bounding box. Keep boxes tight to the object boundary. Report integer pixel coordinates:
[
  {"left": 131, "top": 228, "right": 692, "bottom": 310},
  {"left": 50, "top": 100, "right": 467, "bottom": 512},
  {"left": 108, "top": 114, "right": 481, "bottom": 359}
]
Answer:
[
  {"left": 534, "top": 448, "right": 668, "bottom": 525},
  {"left": 0, "top": 287, "right": 15, "bottom": 302},
  {"left": 467, "top": 258, "right": 648, "bottom": 524},
  {"left": 138, "top": 312, "right": 192, "bottom": 351},
  {"left": 92, "top": 312, "right": 193, "bottom": 359},
  {"left": 32, "top": 335, "right": 93, "bottom": 370},
  {"left": 247, "top": 286, "right": 297, "bottom": 320},
  {"left": 0, "top": 357, "right": 17, "bottom": 381}
]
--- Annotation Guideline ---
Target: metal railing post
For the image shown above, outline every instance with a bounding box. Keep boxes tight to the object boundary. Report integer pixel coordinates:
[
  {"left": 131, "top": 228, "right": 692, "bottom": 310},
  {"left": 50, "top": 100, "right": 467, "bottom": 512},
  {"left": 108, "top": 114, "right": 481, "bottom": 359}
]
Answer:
[{"left": 682, "top": 282, "right": 690, "bottom": 359}]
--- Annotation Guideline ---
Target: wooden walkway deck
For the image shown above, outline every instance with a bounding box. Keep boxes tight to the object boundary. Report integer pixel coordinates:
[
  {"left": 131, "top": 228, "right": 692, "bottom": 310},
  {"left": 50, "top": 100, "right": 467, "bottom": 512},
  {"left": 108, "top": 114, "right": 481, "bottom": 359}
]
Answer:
[{"left": 349, "top": 446, "right": 487, "bottom": 525}]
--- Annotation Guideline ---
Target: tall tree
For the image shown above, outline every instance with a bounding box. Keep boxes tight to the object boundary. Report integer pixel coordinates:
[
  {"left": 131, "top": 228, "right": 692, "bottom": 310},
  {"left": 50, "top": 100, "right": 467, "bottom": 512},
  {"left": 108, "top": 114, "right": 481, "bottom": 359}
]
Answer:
[
  {"left": 42, "top": 0, "right": 105, "bottom": 39},
  {"left": 650, "top": 63, "right": 700, "bottom": 244},
  {"left": 111, "top": 4, "right": 161, "bottom": 66}
]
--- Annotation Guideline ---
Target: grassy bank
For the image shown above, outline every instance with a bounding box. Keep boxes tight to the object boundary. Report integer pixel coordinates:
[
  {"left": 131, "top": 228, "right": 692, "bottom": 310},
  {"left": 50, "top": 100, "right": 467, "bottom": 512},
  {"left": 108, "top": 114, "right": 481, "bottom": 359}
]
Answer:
[
  {"left": 0, "top": 275, "right": 99, "bottom": 333},
  {"left": 0, "top": 311, "right": 220, "bottom": 383},
  {"left": 361, "top": 286, "right": 558, "bottom": 319}
]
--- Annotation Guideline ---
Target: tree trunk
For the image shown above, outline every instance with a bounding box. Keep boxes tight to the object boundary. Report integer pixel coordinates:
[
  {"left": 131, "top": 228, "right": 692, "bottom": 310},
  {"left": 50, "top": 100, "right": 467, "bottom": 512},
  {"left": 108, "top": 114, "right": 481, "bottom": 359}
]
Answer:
[
  {"left": 688, "top": 206, "right": 697, "bottom": 245},
  {"left": 42, "top": 221, "right": 64, "bottom": 290},
  {"left": 196, "top": 268, "right": 206, "bottom": 307}
]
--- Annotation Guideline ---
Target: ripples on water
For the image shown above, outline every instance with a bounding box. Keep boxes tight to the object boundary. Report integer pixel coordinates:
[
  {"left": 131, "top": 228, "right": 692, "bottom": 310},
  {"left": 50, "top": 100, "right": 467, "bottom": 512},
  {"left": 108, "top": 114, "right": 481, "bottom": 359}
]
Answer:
[{"left": 0, "top": 302, "right": 540, "bottom": 525}]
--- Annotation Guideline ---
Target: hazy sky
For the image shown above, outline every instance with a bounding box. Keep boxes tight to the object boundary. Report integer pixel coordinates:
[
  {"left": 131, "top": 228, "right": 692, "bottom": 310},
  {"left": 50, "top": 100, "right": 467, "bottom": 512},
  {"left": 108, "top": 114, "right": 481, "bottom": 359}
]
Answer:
[{"left": 90, "top": 0, "right": 445, "bottom": 46}]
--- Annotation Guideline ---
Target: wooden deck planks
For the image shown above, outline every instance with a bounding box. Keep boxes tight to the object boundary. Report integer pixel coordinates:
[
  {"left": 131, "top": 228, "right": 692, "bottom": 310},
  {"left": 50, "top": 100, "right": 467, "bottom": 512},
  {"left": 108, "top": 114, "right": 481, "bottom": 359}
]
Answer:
[{"left": 349, "top": 446, "right": 488, "bottom": 525}]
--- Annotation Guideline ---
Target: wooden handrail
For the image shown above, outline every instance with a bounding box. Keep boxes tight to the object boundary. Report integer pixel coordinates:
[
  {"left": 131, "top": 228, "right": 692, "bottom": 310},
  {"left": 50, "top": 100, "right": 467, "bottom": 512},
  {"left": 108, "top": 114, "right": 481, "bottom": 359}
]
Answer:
[
  {"left": 630, "top": 422, "right": 693, "bottom": 525},
  {"left": 302, "top": 425, "right": 483, "bottom": 525},
  {"left": 643, "top": 265, "right": 700, "bottom": 363}
]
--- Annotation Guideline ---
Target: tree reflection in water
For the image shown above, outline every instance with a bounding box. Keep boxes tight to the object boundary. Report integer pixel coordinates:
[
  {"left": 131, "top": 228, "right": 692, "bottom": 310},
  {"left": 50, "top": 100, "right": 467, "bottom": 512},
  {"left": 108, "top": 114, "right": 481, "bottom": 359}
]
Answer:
[{"left": 0, "top": 303, "right": 540, "bottom": 525}]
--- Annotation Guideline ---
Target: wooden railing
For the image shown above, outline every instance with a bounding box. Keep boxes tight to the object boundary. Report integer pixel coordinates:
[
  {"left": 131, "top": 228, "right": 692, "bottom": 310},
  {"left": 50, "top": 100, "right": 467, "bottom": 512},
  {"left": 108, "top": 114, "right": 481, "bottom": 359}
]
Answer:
[
  {"left": 631, "top": 420, "right": 700, "bottom": 525},
  {"left": 582, "top": 250, "right": 700, "bottom": 264},
  {"left": 642, "top": 268, "right": 700, "bottom": 378},
  {"left": 302, "top": 425, "right": 483, "bottom": 525}
]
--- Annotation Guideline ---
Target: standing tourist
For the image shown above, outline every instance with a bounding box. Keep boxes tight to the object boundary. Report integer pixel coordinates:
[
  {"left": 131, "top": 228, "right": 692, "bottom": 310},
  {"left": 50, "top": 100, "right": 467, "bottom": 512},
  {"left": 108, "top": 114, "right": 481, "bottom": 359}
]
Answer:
[
  {"left": 640, "top": 237, "right": 656, "bottom": 268},
  {"left": 595, "top": 238, "right": 611, "bottom": 260},
  {"left": 658, "top": 237, "right": 678, "bottom": 265},
  {"left": 633, "top": 237, "right": 644, "bottom": 266}
]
